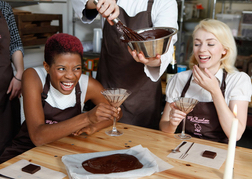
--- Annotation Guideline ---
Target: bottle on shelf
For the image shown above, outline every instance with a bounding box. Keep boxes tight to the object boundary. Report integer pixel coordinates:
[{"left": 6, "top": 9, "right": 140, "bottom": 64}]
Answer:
[{"left": 166, "top": 46, "right": 177, "bottom": 84}]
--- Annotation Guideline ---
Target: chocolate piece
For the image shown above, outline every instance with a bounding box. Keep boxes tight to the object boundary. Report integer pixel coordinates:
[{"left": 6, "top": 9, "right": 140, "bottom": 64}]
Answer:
[
  {"left": 21, "top": 164, "right": 41, "bottom": 174},
  {"left": 202, "top": 150, "right": 217, "bottom": 159},
  {"left": 82, "top": 153, "right": 143, "bottom": 174}
]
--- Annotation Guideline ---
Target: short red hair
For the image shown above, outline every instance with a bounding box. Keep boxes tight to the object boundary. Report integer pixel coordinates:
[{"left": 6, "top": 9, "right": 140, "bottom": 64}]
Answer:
[{"left": 44, "top": 33, "right": 83, "bottom": 66}]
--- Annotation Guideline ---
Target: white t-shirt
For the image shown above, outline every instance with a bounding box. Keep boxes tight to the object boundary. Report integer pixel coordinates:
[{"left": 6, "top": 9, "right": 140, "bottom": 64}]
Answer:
[
  {"left": 71, "top": 0, "right": 178, "bottom": 82},
  {"left": 166, "top": 68, "right": 252, "bottom": 105},
  {"left": 34, "top": 67, "right": 89, "bottom": 112}
]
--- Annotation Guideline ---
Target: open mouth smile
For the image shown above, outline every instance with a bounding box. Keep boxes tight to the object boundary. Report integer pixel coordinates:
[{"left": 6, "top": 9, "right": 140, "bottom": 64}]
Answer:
[
  {"left": 61, "top": 82, "right": 74, "bottom": 90},
  {"left": 199, "top": 55, "right": 211, "bottom": 62}
]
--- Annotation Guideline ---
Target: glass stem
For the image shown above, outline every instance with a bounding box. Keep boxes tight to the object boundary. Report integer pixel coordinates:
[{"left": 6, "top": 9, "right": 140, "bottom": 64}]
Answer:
[
  {"left": 181, "top": 118, "right": 186, "bottom": 136},
  {"left": 112, "top": 117, "right": 117, "bottom": 132}
]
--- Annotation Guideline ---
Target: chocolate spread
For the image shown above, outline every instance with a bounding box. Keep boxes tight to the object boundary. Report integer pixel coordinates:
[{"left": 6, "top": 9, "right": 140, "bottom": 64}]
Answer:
[
  {"left": 140, "top": 29, "right": 172, "bottom": 40},
  {"left": 82, "top": 153, "right": 143, "bottom": 174},
  {"left": 122, "top": 28, "right": 172, "bottom": 42}
]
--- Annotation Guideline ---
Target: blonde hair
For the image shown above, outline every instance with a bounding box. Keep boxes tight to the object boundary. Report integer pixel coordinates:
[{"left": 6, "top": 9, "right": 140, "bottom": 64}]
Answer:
[{"left": 189, "top": 19, "right": 237, "bottom": 73}]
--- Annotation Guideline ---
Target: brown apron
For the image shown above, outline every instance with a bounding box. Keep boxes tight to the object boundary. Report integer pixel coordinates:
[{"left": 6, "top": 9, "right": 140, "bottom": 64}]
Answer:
[
  {"left": 0, "top": 74, "right": 81, "bottom": 163},
  {"left": 0, "top": 10, "right": 21, "bottom": 155},
  {"left": 179, "top": 70, "right": 228, "bottom": 143},
  {"left": 97, "top": 0, "right": 162, "bottom": 129}
]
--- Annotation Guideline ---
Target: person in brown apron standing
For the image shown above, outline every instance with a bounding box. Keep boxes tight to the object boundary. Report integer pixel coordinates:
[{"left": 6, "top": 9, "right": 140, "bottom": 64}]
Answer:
[
  {"left": 0, "top": 33, "right": 121, "bottom": 163},
  {"left": 0, "top": 1, "right": 24, "bottom": 155},
  {"left": 160, "top": 19, "right": 251, "bottom": 143},
  {"left": 71, "top": 0, "right": 178, "bottom": 129}
]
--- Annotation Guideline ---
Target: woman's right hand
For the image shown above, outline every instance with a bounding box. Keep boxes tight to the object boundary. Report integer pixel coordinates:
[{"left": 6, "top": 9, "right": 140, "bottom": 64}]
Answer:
[
  {"left": 93, "top": 0, "right": 119, "bottom": 25},
  {"left": 72, "top": 105, "right": 121, "bottom": 136},
  {"left": 169, "top": 102, "right": 186, "bottom": 127},
  {"left": 87, "top": 102, "right": 119, "bottom": 124}
]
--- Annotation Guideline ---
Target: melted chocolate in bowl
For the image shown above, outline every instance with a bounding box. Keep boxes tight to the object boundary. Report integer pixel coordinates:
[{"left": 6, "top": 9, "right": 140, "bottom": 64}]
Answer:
[
  {"left": 140, "top": 29, "right": 173, "bottom": 41},
  {"left": 122, "top": 28, "right": 173, "bottom": 42},
  {"left": 82, "top": 153, "right": 143, "bottom": 174},
  {"left": 126, "top": 27, "right": 177, "bottom": 58}
]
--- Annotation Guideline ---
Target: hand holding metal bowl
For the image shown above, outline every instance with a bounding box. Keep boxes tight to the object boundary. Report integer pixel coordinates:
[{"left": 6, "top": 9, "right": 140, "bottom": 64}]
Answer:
[{"left": 127, "top": 27, "right": 177, "bottom": 58}]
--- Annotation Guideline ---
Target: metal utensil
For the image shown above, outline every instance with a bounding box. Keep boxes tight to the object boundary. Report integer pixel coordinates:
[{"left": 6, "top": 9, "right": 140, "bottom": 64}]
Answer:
[
  {"left": 0, "top": 174, "right": 15, "bottom": 179},
  {"left": 93, "top": 0, "right": 145, "bottom": 41},
  {"left": 180, "top": 142, "right": 195, "bottom": 159},
  {"left": 127, "top": 27, "right": 177, "bottom": 58},
  {"left": 172, "top": 141, "right": 187, "bottom": 153},
  {"left": 93, "top": 0, "right": 119, "bottom": 24}
]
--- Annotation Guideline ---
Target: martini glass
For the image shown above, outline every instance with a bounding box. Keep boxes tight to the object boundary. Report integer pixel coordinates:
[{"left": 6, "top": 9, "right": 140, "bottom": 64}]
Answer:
[
  {"left": 173, "top": 97, "right": 198, "bottom": 140},
  {"left": 101, "top": 88, "right": 131, "bottom": 136}
]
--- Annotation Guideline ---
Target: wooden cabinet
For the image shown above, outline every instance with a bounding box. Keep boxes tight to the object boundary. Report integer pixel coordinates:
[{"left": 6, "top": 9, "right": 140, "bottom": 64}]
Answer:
[
  {"left": 14, "top": 13, "right": 62, "bottom": 46},
  {"left": 7, "top": 0, "right": 65, "bottom": 47},
  {"left": 6, "top": 0, "right": 66, "bottom": 8}
]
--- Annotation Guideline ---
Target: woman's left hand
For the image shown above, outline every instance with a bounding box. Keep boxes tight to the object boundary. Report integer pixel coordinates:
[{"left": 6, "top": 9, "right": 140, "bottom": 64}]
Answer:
[
  {"left": 72, "top": 125, "right": 96, "bottom": 136},
  {"left": 7, "top": 77, "right": 22, "bottom": 100},
  {"left": 128, "top": 46, "right": 161, "bottom": 67},
  {"left": 192, "top": 65, "right": 220, "bottom": 94}
]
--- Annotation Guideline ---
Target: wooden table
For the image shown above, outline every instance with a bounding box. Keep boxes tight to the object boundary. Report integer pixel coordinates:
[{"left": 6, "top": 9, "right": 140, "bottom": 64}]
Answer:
[{"left": 0, "top": 123, "right": 251, "bottom": 178}]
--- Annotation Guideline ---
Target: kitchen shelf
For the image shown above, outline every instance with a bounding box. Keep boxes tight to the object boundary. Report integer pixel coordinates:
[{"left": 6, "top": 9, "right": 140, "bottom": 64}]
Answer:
[
  {"left": 215, "top": 0, "right": 252, "bottom": 15},
  {"left": 235, "top": 36, "right": 252, "bottom": 41},
  {"left": 213, "top": 0, "right": 252, "bottom": 42},
  {"left": 6, "top": 0, "right": 66, "bottom": 8},
  {"left": 217, "top": 0, "right": 252, "bottom": 3},
  {"left": 6, "top": 0, "right": 66, "bottom": 2},
  {"left": 14, "top": 13, "right": 62, "bottom": 46},
  {"left": 72, "top": 13, "right": 103, "bottom": 36},
  {"left": 6, "top": 0, "right": 65, "bottom": 47}
]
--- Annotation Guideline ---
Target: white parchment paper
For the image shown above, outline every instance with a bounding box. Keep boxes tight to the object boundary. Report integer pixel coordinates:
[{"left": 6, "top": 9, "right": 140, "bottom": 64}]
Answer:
[
  {"left": 0, "top": 159, "right": 66, "bottom": 179},
  {"left": 62, "top": 145, "right": 173, "bottom": 179},
  {"left": 167, "top": 141, "right": 227, "bottom": 169}
]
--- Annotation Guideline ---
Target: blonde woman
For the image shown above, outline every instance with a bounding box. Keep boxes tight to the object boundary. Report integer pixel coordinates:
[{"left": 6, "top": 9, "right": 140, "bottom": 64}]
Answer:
[{"left": 160, "top": 19, "right": 251, "bottom": 143}]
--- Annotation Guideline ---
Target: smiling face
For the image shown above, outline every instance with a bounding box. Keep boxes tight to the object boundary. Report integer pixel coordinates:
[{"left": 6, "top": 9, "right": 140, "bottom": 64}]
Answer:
[
  {"left": 44, "top": 52, "right": 82, "bottom": 95},
  {"left": 193, "top": 29, "right": 227, "bottom": 74}
]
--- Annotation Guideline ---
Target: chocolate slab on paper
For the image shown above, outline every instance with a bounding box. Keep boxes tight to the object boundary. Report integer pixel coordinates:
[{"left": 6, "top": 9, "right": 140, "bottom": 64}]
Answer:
[
  {"left": 202, "top": 150, "right": 217, "bottom": 159},
  {"left": 21, "top": 164, "right": 41, "bottom": 174}
]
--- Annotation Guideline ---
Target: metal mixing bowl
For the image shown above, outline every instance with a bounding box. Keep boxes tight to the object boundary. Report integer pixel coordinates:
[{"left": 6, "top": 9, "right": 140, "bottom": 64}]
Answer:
[{"left": 127, "top": 27, "right": 177, "bottom": 58}]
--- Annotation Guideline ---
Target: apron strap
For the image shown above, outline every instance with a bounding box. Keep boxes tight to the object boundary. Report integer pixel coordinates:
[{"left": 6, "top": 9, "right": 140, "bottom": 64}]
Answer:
[
  {"left": 75, "top": 82, "right": 82, "bottom": 113},
  {"left": 220, "top": 69, "right": 227, "bottom": 96},
  {"left": 181, "top": 72, "right": 192, "bottom": 97},
  {"left": 41, "top": 74, "right": 50, "bottom": 107},
  {"left": 147, "top": 0, "right": 154, "bottom": 27}
]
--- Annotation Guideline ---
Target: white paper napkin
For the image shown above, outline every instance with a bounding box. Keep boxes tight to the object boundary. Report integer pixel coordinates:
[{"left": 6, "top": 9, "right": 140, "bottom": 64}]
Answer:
[
  {"left": 62, "top": 145, "right": 173, "bottom": 179},
  {"left": 167, "top": 141, "right": 227, "bottom": 169},
  {"left": 0, "top": 159, "right": 66, "bottom": 179}
]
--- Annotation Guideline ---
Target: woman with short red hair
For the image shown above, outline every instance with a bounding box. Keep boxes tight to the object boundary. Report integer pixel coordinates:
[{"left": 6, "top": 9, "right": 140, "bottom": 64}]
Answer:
[{"left": 0, "top": 33, "right": 121, "bottom": 163}]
